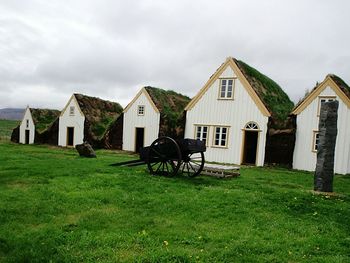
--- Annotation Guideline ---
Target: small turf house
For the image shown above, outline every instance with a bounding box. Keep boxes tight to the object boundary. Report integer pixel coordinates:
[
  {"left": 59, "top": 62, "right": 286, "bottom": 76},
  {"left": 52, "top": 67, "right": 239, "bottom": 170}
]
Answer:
[
  {"left": 58, "top": 94, "right": 123, "bottom": 147},
  {"left": 11, "top": 106, "right": 60, "bottom": 144},
  {"left": 184, "top": 57, "right": 294, "bottom": 166},
  {"left": 292, "top": 74, "right": 350, "bottom": 175},
  {"left": 121, "top": 86, "right": 190, "bottom": 152}
]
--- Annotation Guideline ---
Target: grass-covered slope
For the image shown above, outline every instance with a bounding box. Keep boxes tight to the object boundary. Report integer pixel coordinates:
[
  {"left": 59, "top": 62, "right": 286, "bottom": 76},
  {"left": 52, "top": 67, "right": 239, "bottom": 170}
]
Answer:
[
  {"left": 74, "top": 94, "right": 123, "bottom": 139},
  {"left": 0, "top": 119, "right": 19, "bottom": 141},
  {"left": 235, "top": 59, "right": 294, "bottom": 121},
  {"left": 329, "top": 74, "right": 350, "bottom": 99},
  {"left": 30, "top": 108, "right": 60, "bottom": 133},
  {"left": 144, "top": 87, "right": 191, "bottom": 138},
  {"left": 0, "top": 142, "right": 349, "bottom": 262}
]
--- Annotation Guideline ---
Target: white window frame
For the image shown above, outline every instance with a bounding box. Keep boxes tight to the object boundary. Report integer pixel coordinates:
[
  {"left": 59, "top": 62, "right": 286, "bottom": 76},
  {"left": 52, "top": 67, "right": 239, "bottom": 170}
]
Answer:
[
  {"left": 69, "top": 106, "right": 75, "bottom": 116},
  {"left": 317, "top": 96, "right": 336, "bottom": 116},
  {"left": 195, "top": 125, "right": 209, "bottom": 146},
  {"left": 213, "top": 126, "right": 229, "bottom": 148},
  {"left": 245, "top": 122, "right": 259, "bottom": 130},
  {"left": 312, "top": 131, "right": 320, "bottom": 152},
  {"left": 218, "top": 78, "right": 235, "bottom": 99},
  {"left": 137, "top": 105, "right": 145, "bottom": 116}
]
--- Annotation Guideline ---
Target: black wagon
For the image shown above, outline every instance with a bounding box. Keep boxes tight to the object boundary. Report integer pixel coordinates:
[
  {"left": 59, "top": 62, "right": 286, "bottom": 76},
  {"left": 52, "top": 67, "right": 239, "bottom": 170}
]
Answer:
[{"left": 112, "top": 136, "right": 206, "bottom": 177}]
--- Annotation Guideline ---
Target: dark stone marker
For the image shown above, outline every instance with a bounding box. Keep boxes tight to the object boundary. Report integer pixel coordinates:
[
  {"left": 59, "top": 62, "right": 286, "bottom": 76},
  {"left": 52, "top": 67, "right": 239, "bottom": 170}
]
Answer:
[
  {"left": 314, "top": 100, "right": 339, "bottom": 192},
  {"left": 76, "top": 142, "right": 96, "bottom": 158}
]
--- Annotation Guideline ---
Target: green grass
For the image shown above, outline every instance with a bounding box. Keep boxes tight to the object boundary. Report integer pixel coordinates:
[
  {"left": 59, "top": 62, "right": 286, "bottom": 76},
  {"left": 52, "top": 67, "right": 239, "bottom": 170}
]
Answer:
[
  {"left": 0, "top": 120, "right": 19, "bottom": 141},
  {"left": 0, "top": 142, "right": 349, "bottom": 262}
]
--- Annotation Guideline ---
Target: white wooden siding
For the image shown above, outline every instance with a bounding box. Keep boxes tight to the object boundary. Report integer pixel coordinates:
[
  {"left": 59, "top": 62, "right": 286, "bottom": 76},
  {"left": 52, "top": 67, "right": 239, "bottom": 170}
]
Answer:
[
  {"left": 122, "top": 91, "right": 160, "bottom": 151},
  {"left": 293, "top": 86, "right": 350, "bottom": 174},
  {"left": 19, "top": 108, "right": 35, "bottom": 144},
  {"left": 185, "top": 65, "right": 269, "bottom": 166},
  {"left": 58, "top": 97, "right": 85, "bottom": 147}
]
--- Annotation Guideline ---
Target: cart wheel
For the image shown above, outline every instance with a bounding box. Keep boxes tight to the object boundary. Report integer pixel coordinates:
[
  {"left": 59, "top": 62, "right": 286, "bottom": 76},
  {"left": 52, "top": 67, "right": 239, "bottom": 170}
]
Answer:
[
  {"left": 180, "top": 152, "right": 205, "bottom": 177},
  {"left": 147, "top": 137, "right": 182, "bottom": 177}
]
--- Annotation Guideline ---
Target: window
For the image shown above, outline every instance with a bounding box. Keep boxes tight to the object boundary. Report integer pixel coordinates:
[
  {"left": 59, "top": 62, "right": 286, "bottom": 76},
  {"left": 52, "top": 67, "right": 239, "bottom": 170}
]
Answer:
[
  {"left": 69, "top": 106, "right": 75, "bottom": 115},
  {"left": 219, "top": 79, "right": 234, "bottom": 99},
  {"left": 245, "top": 122, "right": 259, "bottom": 130},
  {"left": 318, "top": 96, "right": 336, "bottom": 116},
  {"left": 213, "top": 126, "right": 229, "bottom": 147},
  {"left": 313, "top": 131, "right": 320, "bottom": 152},
  {"left": 26, "top": 119, "right": 29, "bottom": 128},
  {"left": 195, "top": 126, "right": 209, "bottom": 145},
  {"left": 137, "top": 105, "right": 145, "bottom": 115}
]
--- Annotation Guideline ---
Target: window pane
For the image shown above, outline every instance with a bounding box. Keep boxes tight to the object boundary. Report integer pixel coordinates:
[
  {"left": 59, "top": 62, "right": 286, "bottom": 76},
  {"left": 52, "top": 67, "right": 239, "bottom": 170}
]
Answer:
[
  {"left": 227, "top": 90, "right": 232, "bottom": 98},
  {"left": 203, "top": 127, "right": 207, "bottom": 132},
  {"left": 215, "top": 139, "right": 219, "bottom": 145},
  {"left": 221, "top": 89, "right": 226, "bottom": 98},
  {"left": 203, "top": 132, "right": 207, "bottom": 139},
  {"left": 220, "top": 80, "right": 226, "bottom": 98},
  {"left": 222, "top": 127, "right": 227, "bottom": 134},
  {"left": 221, "top": 140, "right": 226, "bottom": 146},
  {"left": 315, "top": 133, "right": 320, "bottom": 151}
]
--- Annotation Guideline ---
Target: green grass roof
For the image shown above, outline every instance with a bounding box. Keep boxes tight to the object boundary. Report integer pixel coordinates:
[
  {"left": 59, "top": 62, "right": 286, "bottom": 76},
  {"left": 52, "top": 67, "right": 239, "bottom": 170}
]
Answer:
[
  {"left": 329, "top": 74, "right": 350, "bottom": 99},
  {"left": 74, "top": 94, "right": 123, "bottom": 139},
  {"left": 294, "top": 74, "right": 350, "bottom": 112},
  {"left": 144, "top": 86, "right": 191, "bottom": 137},
  {"left": 30, "top": 108, "right": 60, "bottom": 133},
  {"left": 234, "top": 59, "right": 294, "bottom": 121}
]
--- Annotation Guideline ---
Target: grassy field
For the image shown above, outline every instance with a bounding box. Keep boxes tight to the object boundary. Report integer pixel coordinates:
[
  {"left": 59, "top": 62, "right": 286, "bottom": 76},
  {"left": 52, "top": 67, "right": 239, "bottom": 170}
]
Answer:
[
  {"left": 0, "top": 142, "right": 349, "bottom": 262},
  {"left": 0, "top": 120, "right": 19, "bottom": 141}
]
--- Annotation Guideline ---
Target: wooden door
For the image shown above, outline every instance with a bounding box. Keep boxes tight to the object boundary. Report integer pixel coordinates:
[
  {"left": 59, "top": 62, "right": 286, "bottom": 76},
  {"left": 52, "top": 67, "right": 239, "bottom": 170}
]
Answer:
[
  {"left": 135, "top": 128, "right": 144, "bottom": 153},
  {"left": 242, "top": 131, "right": 258, "bottom": 165},
  {"left": 25, "top": 130, "right": 30, "bottom": 144},
  {"left": 67, "top": 127, "right": 74, "bottom": 146}
]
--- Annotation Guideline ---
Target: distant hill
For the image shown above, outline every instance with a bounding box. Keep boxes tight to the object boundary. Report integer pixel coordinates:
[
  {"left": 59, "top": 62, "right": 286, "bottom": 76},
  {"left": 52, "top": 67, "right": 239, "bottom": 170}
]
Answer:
[{"left": 0, "top": 108, "right": 25, "bottom": 120}]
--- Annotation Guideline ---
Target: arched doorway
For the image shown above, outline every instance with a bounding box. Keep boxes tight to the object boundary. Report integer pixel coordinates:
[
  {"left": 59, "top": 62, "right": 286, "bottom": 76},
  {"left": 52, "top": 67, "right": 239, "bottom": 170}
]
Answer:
[{"left": 241, "top": 122, "right": 260, "bottom": 165}]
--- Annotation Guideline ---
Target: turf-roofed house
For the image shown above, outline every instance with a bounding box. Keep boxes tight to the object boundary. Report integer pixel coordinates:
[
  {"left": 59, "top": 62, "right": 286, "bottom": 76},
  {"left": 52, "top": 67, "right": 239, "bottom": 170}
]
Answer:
[
  {"left": 292, "top": 74, "right": 350, "bottom": 175},
  {"left": 111, "top": 86, "right": 190, "bottom": 152},
  {"left": 11, "top": 106, "right": 60, "bottom": 144},
  {"left": 184, "top": 57, "right": 294, "bottom": 166},
  {"left": 58, "top": 94, "right": 123, "bottom": 147}
]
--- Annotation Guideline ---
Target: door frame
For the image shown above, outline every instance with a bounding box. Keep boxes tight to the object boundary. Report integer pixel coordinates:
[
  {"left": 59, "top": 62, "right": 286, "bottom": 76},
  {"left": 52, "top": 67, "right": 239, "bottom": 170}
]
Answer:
[
  {"left": 134, "top": 127, "right": 145, "bottom": 152},
  {"left": 66, "top": 126, "right": 75, "bottom": 147},
  {"left": 240, "top": 122, "right": 261, "bottom": 166},
  {"left": 25, "top": 129, "right": 30, "bottom": 144}
]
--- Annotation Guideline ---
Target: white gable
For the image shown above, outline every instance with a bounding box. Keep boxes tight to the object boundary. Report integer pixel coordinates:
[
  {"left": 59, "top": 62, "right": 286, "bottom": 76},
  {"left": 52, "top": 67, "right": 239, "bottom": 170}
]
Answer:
[
  {"left": 58, "top": 95, "right": 85, "bottom": 147},
  {"left": 19, "top": 107, "right": 35, "bottom": 144},
  {"left": 123, "top": 89, "right": 160, "bottom": 151},
  {"left": 293, "top": 84, "right": 350, "bottom": 174},
  {"left": 185, "top": 63, "right": 269, "bottom": 165}
]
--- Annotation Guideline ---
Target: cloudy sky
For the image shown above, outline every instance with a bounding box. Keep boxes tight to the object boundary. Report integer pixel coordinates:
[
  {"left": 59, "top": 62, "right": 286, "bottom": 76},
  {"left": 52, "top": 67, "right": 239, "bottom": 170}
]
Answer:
[{"left": 1, "top": 0, "right": 349, "bottom": 110}]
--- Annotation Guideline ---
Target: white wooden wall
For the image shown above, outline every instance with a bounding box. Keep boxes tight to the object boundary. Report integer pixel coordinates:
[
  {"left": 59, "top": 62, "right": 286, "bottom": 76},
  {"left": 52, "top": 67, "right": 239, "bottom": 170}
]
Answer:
[
  {"left": 185, "top": 66, "right": 269, "bottom": 166},
  {"left": 123, "top": 91, "right": 160, "bottom": 151},
  {"left": 58, "top": 97, "right": 85, "bottom": 147},
  {"left": 19, "top": 108, "right": 35, "bottom": 144},
  {"left": 293, "top": 86, "right": 350, "bottom": 174}
]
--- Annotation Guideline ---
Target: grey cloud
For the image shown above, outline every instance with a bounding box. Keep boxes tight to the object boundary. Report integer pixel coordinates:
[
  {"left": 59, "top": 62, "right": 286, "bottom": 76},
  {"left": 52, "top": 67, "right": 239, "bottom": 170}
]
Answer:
[{"left": 0, "top": 0, "right": 350, "bottom": 110}]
